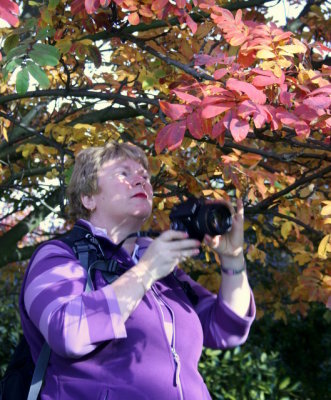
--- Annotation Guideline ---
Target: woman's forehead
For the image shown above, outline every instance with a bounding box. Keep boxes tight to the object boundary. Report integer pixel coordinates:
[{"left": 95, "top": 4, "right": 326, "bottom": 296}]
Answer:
[{"left": 101, "top": 157, "right": 147, "bottom": 172}]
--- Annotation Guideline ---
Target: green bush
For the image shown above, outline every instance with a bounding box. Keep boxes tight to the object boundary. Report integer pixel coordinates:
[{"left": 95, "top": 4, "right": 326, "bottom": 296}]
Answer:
[
  {"left": 0, "top": 266, "right": 22, "bottom": 376},
  {"left": 199, "top": 346, "right": 302, "bottom": 400}
]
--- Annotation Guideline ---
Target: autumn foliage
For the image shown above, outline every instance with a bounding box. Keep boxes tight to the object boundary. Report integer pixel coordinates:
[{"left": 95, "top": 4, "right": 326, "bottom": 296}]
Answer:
[{"left": 0, "top": 0, "right": 330, "bottom": 322}]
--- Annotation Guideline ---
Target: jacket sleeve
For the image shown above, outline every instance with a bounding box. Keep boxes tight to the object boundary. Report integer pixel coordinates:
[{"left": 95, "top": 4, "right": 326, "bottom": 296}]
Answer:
[
  {"left": 23, "top": 241, "right": 127, "bottom": 358},
  {"left": 174, "top": 268, "right": 256, "bottom": 349}
]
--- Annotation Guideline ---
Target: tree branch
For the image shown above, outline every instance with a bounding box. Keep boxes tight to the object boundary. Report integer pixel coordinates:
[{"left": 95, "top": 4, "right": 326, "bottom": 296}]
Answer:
[
  {"left": 247, "top": 163, "right": 331, "bottom": 214},
  {"left": 0, "top": 188, "right": 61, "bottom": 268},
  {"left": 120, "top": 32, "right": 214, "bottom": 81},
  {"left": 266, "top": 211, "right": 324, "bottom": 241},
  {"left": 0, "top": 88, "right": 158, "bottom": 107}
]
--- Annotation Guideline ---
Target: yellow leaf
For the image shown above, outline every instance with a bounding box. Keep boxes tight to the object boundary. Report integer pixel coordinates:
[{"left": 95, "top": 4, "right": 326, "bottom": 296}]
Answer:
[
  {"left": 19, "top": 144, "right": 36, "bottom": 158},
  {"left": 318, "top": 235, "right": 331, "bottom": 259},
  {"left": 276, "top": 57, "right": 292, "bottom": 68},
  {"left": 261, "top": 61, "right": 282, "bottom": 77},
  {"left": 321, "top": 202, "right": 331, "bottom": 216},
  {"left": 278, "top": 44, "right": 306, "bottom": 54},
  {"left": 55, "top": 39, "right": 72, "bottom": 54},
  {"left": 324, "top": 218, "right": 331, "bottom": 225},
  {"left": 79, "top": 39, "right": 93, "bottom": 46},
  {"left": 1, "top": 126, "right": 8, "bottom": 141},
  {"left": 294, "top": 252, "right": 311, "bottom": 266},
  {"left": 73, "top": 123, "right": 95, "bottom": 131},
  {"left": 281, "top": 221, "right": 294, "bottom": 240},
  {"left": 37, "top": 145, "right": 49, "bottom": 155},
  {"left": 256, "top": 49, "right": 275, "bottom": 59}
]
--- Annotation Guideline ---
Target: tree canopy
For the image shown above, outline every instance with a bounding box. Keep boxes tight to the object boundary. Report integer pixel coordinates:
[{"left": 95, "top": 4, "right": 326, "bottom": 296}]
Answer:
[{"left": 0, "top": 0, "right": 330, "bottom": 321}]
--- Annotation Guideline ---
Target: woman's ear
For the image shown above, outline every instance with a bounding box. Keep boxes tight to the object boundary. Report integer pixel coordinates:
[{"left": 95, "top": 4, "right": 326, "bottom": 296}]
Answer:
[{"left": 81, "top": 194, "right": 96, "bottom": 212}]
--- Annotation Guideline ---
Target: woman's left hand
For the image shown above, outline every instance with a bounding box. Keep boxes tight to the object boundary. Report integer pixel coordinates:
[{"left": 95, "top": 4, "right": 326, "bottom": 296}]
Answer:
[{"left": 204, "top": 198, "right": 244, "bottom": 259}]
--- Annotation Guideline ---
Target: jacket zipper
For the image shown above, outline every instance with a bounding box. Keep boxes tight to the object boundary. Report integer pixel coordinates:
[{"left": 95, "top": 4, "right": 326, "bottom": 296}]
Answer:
[{"left": 151, "top": 285, "right": 184, "bottom": 400}]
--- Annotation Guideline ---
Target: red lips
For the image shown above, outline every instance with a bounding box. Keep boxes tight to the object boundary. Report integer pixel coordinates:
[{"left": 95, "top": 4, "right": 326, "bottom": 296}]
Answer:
[{"left": 132, "top": 193, "right": 147, "bottom": 198}]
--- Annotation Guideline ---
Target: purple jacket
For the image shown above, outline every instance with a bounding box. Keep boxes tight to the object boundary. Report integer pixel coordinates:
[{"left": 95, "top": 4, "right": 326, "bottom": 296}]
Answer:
[{"left": 19, "top": 220, "right": 256, "bottom": 400}]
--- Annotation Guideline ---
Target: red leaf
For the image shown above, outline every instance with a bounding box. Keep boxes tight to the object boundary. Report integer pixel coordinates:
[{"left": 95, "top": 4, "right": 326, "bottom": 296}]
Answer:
[
  {"left": 201, "top": 93, "right": 231, "bottom": 106},
  {"left": 252, "top": 69, "right": 284, "bottom": 86},
  {"left": 71, "top": 0, "right": 86, "bottom": 15},
  {"left": 294, "top": 105, "right": 319, "bottom": 121},
  {"left": 152, "top": 0, "right": 168, "bottom": 11},
  {"left": 276, "top": 110, "right": 299, "bottom": 125},
  {"left": 159, "top": 101, "right": 192, "bottom": 120},
  {"left": 303, "top": 96, "right": 331, "bottom": 110},
  {"left": 128, "top": 11, "right": 140, "bottom": 25},
  {"left": 214, "top": 68, "right": 228, "bottom": 80},
  {"left": 226, "top": 78, "right": 266, "bottom": 104},
  {"left": 229, "top": 116, "right": 250, "bottom": 142},
  {"left": 168, "top": 120, "right": 187, "bottom": 151},
  {"left": 0, "top": 0, "right": 19, "bottom": 27},
  {"left": 279, "top": 86, "right": 293, "bottom": 107},
  {"left": 185, "top": 14, "right": 197, "bottom": 34},
  {"left": 85, "top": 0, "right": 100, "bottom": 14},
  {"left": 294, "top": 121, "right": 310, "bottom": 137},
  {"left": 211, "top": 120, "right": 226, "bottom": 139},
  {"left": 194, "top": 54, "right": 226, "bottom": 67},
  {"left": 186, "top": 111, "right": 204, "bottom": 139},
  {"left": 176, "top": 0, "right": 186, "bottom": 8},
  {"left": 201, "top": 103, "right": 234, "bottom": 119},
  {"left": 100, "top": 0, "right": 111, "bottom": 6},
  {"left": 235, "top": 9, "right": 242, "bottom": 24},
  {"left": 202, "top": 118, "right": 213, "bottom": 136},
  {"left": 172, "top": 90, "right": 201, "bottom": 105},
  {"left": 155, "top": 121, "right": 186, "bottom": 154},
  {"left": 308, "top": 84, "right": 331, "bottom": 97},
  {"left": 238, "top": 50, "right": 256, "bottom": 68},
  {"left": 265, "top": 106, "right": 280, "bottom": 130}
]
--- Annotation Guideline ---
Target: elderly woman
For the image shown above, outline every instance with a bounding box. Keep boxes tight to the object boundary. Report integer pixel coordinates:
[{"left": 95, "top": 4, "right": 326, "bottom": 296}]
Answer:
[{"left": 19, "top": 141, "right": 255, "bottom": 400}]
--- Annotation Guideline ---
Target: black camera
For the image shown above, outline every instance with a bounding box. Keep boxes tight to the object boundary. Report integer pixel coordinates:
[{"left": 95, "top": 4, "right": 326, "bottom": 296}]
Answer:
[{"left": 169, "top": 196, "right": 232, "bottom": 241}]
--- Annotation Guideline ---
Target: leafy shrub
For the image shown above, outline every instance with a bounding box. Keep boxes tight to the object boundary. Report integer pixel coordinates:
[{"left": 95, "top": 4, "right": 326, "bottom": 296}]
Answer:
[{"left": 199, "top": 346, "right": 302, "bottom": 400}]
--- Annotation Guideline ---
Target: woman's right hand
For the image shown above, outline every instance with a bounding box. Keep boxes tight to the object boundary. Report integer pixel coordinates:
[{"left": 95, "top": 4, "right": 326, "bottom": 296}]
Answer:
[{"left": 134, "top": 230, "right": 201, "bottom": 289}]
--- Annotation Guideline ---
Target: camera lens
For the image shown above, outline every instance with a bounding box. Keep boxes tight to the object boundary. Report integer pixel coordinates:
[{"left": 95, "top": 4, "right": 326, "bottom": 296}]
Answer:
[
  {"left": 204, "top": 204, "right": 232, "bottom": 236},
  {"left": 198, "top": 204, "right": 232, "bottom": 236}
]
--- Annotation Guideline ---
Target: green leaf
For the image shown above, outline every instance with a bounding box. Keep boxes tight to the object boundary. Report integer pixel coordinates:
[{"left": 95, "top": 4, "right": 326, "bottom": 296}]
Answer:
[
  {"left": 48, "top": 0, "right": 60, "bottom": 10},
  {"left": 36, "top": 27, "right": 56, "bottom": 40},
  {"left": 64, "top": 166, "right": 74, "bottom": 185},
  {"left": 260, "top": 352, "right": 267, "bottom": 363},
  {"left": 16, "top": 68, "right": 30, "bottom": 95},
  {"left": 6, "top": 45, "right": 29, "bottom": 61},
  {"left": 4, "top": 35, "right": 19, "bottom": 55},
  {"left": 279, "top": 377, "right": 291, "bottom": 390},
  {"left": 3, "top": 58, "right": 23, "bottom": 79},
  {"left": 29, "top": 43, "right": 60, "bottom": 67},
  {"left": 142, "top": 77, "right": 155, "bottom": 90},
  {"left": 154, "top": 68, "right": 166, "bottom": 79},
  {"left": 26, "top": 61, "right": 50, "bottom": 89}
]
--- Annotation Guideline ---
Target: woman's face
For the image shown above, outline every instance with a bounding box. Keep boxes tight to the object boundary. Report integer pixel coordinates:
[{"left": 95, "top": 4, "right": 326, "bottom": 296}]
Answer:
[{"left": 83, "top": 157, "right": 153, "bottom": 228}]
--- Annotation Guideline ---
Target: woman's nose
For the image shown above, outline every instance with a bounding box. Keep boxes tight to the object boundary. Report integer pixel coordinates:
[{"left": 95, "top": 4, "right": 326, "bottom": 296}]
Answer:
[{"left": 132, "top": 174, "right": 145, "bottom": 186}]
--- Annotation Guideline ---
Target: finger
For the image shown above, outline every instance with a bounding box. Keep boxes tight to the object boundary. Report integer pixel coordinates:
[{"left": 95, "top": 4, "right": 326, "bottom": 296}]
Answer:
[
  {"left": 204, "top": 234, "right": 216, "bottom": 246},
  {"left": 160, "top": 230, "right": 188, "bottom": 241},
  {"left": 169, "top": 238, "right": 201, "bottom": 251},
  {"left": 235, "top": 198, "right": 244, "bottom": 219},
  {"left": 176, "top": 248, "right": 200, "bottom": 260}
]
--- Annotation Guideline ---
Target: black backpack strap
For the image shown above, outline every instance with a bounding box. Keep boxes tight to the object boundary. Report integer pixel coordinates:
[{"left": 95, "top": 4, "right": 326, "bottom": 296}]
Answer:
[{"left": 172, "top": 272, "right": 199, "bottom": 306}]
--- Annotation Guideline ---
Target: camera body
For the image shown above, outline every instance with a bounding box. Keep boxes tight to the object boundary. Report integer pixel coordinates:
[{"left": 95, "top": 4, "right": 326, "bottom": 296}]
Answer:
[{"left": 169, "top": 196, "right": 232, "bottom": 241}]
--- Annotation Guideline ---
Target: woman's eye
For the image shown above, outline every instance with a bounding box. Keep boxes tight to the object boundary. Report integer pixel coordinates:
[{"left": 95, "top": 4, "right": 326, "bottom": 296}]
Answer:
[{"left": 117, "top": 170, "right": 128, "bottom": 177}]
